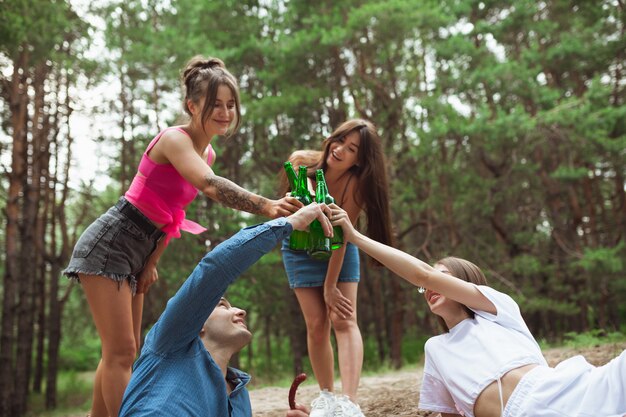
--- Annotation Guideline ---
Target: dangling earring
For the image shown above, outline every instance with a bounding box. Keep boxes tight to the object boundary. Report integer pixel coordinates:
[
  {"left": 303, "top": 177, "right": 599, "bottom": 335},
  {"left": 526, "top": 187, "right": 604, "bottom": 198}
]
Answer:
[{"left": 418, "top": 287, "right": 425, "bottom": 294}]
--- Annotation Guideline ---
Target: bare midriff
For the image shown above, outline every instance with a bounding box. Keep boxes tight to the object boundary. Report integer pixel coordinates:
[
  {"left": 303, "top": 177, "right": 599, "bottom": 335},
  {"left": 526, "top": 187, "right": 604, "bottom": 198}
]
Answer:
[{"left": 473, "top": 364, "right": 538, "bottom": 417}]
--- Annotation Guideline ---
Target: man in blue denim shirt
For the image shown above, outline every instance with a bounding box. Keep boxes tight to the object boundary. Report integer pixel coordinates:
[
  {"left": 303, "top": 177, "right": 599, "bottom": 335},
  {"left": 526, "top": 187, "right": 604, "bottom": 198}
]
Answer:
[{"left": 119, "top": 204, "right": 330, "bottom": 417}]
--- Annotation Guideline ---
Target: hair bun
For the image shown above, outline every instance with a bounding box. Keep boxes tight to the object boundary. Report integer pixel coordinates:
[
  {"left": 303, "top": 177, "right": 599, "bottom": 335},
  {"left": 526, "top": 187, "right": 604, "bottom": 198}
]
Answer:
[
  {"left": 202, "top": 57, "right": 225, "bottom": 70},
  {"left": 181, "top": 56, "right": 226, "bottom": 83}
]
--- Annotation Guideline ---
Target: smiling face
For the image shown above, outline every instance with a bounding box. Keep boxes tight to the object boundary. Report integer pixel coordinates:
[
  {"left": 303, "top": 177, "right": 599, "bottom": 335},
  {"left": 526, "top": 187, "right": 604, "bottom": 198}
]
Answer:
[
  {"left": 181, "top": 57, "right": 242, "bottom": 137},
  {"left": 207, "top": 84, "right": 236, "bottom": 135},
  {"left": 326, "top": 131, "right": 360, "bottom": 172},
  {"left": 202, "top": 298, "right": 251, "bottom": 350},
  {"left": 189, "top": 84, "right": 237, "bottom": 137}
]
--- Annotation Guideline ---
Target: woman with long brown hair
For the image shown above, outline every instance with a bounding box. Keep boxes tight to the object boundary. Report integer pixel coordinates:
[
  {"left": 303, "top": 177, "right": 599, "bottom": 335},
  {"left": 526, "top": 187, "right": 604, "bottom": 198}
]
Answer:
[{"left": 281, "top": 119, "right": 393, "bottom": 417}]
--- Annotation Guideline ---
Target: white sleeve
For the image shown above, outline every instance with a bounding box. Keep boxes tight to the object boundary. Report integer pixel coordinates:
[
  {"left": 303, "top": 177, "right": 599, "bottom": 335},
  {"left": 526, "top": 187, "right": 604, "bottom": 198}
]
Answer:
[
  {"left": 471, "top": 285, "right": 533, "bottom": 335},
  {"left": 419, "top": 342, "right": 458, "bottom": 414},
  {"left": 418, "top": 371, "right": 458, "bottom": 414}
]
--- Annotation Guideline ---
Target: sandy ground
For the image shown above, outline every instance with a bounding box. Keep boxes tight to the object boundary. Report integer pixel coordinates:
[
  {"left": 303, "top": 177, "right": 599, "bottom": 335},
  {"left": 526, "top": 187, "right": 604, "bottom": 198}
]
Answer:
[
  {"left": 250, "top": 342, "right": 626, "bottom": 417},
  {"left": 58, "top": 342, "right": 625, "bottom": 417}
]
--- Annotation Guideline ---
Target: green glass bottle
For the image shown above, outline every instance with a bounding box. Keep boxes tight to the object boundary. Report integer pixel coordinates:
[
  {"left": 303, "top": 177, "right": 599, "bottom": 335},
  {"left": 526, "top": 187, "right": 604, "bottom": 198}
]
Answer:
[
  {"left": 315, "top": 170, "right": 344, "bottom": 250},
  {"left": 288, "top": 165, "right": 312, "bottom": 251},
  {"left": 307, "top": 170, "right": 332, "bottom": 260},
  {"left": 284, "top": 161, "right": 298, "bottom": 192}
]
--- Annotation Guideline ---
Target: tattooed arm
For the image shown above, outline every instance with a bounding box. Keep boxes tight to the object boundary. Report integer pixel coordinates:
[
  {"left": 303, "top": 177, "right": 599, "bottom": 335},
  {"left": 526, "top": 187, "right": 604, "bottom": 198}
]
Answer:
[
  {"left": 203, "top": 174, "right": 268, "bottom": 215},
  {"left": 202, "top": 173, "right": 303, "bottom": 218},
  {"left": 150, "top": 129, "right": 303, "bottom": 218}
]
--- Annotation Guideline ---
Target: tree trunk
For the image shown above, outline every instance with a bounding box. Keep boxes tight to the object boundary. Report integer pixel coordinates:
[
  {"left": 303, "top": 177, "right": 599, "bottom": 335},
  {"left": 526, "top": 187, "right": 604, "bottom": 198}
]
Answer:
[
  {"left": 14, "top": 59, "right": 50, "bottom": 417},
  {"left": 264, "top": 314, "right": 272, "bottom": 372},
  {"left": 33, "top": 273, "right": 46, "bottom": 394},
  {"left": 286, "top": 287, "right": 306, "bottom": 375},
  {"left": 361, "top": 263, "right": 386, "bottom": 363},
  {"left": 46, "top": 71, "right": 75, "bottom": 409},
  {"left": 0, "top": 47, "right": 29, "bottom": 417},
  {"left": 388, "top": 274, "right": 405, "bottom": 369}
]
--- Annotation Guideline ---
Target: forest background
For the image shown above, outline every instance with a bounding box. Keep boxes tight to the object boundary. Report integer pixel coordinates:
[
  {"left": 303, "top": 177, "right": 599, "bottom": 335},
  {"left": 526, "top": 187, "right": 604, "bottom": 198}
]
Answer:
[{"left": 1, "top": 0, "right": 625, "bottom": 416}]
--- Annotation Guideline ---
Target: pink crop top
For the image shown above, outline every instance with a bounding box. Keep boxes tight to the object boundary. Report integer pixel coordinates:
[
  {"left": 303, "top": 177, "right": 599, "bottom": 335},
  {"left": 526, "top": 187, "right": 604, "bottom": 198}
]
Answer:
[{"left": 125, "top": 127, "right": 216, "bottom": 244}]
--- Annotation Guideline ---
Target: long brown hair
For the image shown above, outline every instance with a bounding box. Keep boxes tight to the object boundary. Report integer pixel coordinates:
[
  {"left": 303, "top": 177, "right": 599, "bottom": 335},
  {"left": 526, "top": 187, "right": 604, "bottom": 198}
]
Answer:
[
  {"left": 434, "top": 256, "right": 489, "bottom": 332},
  {"left": 280, "top": 119, "right": 393, "bottom": 255},
  {"left": 181, "top": 56, "right": 241, "bottom": 135}
]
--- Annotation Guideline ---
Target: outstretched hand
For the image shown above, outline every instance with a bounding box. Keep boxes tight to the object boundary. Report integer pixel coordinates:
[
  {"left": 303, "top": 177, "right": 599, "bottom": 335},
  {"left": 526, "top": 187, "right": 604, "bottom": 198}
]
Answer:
[
  {"left": 328, "top": 204, "right": 357, "bottom": 242},
  {"left": 271, "top": 196, "right": 304, "bottom": 218},
  {"left": 286, "top": 203, "right": 333, "bottom": 236}
]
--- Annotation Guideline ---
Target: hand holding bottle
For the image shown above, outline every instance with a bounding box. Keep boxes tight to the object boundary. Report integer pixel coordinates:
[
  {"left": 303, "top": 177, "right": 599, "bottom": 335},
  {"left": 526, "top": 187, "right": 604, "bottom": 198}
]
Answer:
[
  {"left": 270, "top": 196, "right": 304, "bottom": 217},
  {"left": 287, "top": 203, "right": 333, "bottom": 235},
  {"left": 286, "top": 164, "right": 314, "bottom": 250},
  {"left": 328, "top": 204, "right": 358, "bottom": 242}
]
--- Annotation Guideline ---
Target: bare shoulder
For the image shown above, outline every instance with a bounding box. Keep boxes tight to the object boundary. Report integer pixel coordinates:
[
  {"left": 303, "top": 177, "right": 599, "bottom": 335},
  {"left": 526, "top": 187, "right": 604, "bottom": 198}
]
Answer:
[
  {"left": 159, "top": 127, "right": 193, "bottom": 148},
  {"left": 148, "top": 127, "right": 195, "bottom": 163}
]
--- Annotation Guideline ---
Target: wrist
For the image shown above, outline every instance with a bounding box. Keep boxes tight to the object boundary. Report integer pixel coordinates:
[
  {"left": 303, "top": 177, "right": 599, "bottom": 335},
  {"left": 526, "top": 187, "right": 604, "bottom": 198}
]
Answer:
[
  {"left": 323, "top": 284, "right": 336, "bottom": 292},
  {"left": 264, "top": 199, "right": 276, "bottom": 218},
  {"left": 350, "top": 230, "right": 364, "bottom": 245}
]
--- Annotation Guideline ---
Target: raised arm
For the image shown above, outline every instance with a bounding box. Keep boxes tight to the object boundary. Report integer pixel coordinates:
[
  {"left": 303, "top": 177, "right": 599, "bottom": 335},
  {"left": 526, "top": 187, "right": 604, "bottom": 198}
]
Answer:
[
  {"left": 150, "top": 203, "right": 333, "bottom": 352},
  {"left": 329, "top": 205, "right": 495, "bottom": 314},
  {"left": 160, "top": 130, "right": 302, "bottom": 218}
]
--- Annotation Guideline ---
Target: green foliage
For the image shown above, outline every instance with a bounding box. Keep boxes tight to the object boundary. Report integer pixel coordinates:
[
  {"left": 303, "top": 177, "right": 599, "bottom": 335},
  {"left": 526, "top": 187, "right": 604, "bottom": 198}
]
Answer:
[
  {"left": 0, "top": 0, "right": 88, "bottom": 61},
  {"left": 562, "top": 330, "right": 626, "bottom": 349},
  {"left": 58, "top": 336, "right": 101, "bottom": 372},
  {"left": 576, "top": 244, "right": 624, "bottom": 275},
  {"left": 25, "top": 371, "right": 92, "bottom": 416},
  {"left": 9, "top": 1, "right": 624, "bottom": 409}
]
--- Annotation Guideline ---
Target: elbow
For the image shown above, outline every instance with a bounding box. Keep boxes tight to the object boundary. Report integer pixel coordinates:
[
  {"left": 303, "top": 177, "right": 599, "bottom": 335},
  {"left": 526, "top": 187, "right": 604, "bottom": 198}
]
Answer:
[
  {"left": 411, "top": 265, "right": 430, "bottom": 289},
  {"left": 201, "top": 187, "right": 218, "bottom": 201},
  {"left": 200, "top": 174, "right": 220, "bottom": 201}
]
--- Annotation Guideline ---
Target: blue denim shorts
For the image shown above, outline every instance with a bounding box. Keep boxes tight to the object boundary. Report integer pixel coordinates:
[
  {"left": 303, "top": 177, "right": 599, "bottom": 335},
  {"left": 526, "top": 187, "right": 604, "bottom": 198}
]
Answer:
[
  {"left": 281, "top": 238, "right": 360, "bottom": 288},
  {"left": 63, "top": 197, "right": 164, "bottom": 294}
]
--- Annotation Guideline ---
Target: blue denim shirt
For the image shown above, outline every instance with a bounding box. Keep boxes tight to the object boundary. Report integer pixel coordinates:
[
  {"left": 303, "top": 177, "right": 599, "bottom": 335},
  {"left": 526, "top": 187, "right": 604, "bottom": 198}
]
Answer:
[{"left": 119, "top": 218, "right": 293, "bottom": 417}]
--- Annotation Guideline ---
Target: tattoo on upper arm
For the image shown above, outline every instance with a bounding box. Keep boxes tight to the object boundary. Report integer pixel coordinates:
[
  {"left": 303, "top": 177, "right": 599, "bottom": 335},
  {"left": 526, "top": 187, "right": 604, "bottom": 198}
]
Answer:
[{"left": 204, "top": 174, "right": 266, "bottom": 215}]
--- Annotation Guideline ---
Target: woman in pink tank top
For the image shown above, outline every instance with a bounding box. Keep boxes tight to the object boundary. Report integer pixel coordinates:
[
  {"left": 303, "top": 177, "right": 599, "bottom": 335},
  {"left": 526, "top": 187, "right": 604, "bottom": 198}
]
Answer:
[{"left": 63, "top": 56, "right": 302, "bottom": 417}]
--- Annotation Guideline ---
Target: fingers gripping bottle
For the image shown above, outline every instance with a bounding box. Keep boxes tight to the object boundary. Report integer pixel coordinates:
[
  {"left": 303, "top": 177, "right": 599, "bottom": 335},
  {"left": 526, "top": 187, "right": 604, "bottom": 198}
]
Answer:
[
  {"left": 307, "top": 170, "right": 333, "bottom": 260},
  {"left": 313, "top": 170, "right": 344, "bottom": 250},
  {"left": 286, "top": 164, "right": 312, "bottom": 250}
]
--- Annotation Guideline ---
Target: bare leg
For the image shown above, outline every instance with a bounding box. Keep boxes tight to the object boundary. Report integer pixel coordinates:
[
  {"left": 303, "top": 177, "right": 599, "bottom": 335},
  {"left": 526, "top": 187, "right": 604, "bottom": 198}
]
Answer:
[
  {"left": 89, "top": 360, "right": 107, "bottom": 417},
  {"left": 294, "top": 287, "right": 334, "bottom": 391},
  {"left": 82, "top": 275, "right": 138, "bottom": 417},
  {"left": 131, "top": 293, "right": 144, "bottom": 353},
  {"left": 331, "top": 282, "right": 362, "bottom": 402}
]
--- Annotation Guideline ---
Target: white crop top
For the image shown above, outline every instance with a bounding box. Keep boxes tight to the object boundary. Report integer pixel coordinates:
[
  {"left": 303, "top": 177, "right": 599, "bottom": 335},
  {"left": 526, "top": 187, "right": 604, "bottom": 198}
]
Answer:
[{"left": 418, "top": 286, "right": 548, "bottom": 417}]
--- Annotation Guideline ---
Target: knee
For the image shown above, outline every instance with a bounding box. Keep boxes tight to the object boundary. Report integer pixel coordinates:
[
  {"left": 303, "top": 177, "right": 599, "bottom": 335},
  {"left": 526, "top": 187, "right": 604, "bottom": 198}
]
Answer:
[
  {"left": 102, "top": 338, "right": 137, "bottom": 368},
  {"left": 330, "top": 313, "right": 357, "bottom": 333},
  {"left": 306, "top": 317, "right": 331, "bottom": 342}
]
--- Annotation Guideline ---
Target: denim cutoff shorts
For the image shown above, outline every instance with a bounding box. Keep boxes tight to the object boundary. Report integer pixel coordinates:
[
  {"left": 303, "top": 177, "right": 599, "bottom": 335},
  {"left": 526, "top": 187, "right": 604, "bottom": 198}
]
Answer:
[
  {"left": 281, "top": 238, "right": 360, "bottom": 288},
  {"left": 62, "top": 197, "right": 164, "bottom": 294}
]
